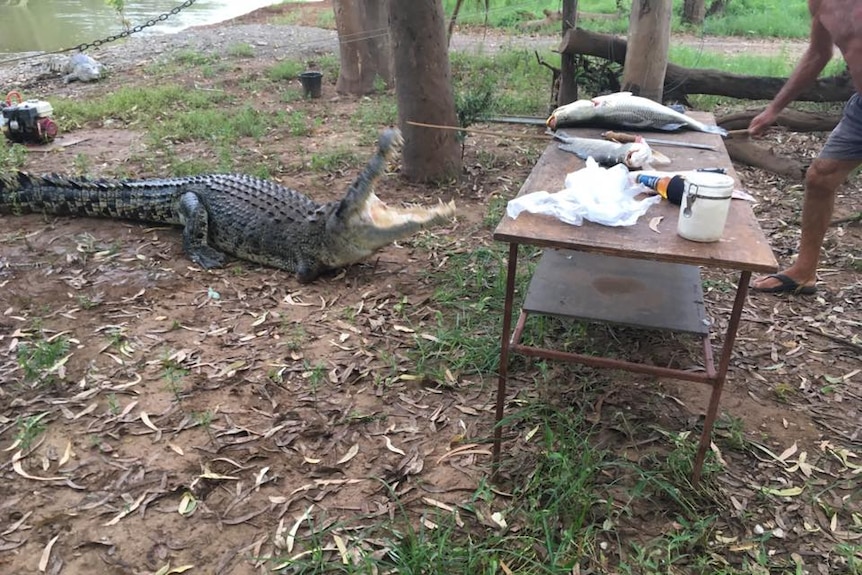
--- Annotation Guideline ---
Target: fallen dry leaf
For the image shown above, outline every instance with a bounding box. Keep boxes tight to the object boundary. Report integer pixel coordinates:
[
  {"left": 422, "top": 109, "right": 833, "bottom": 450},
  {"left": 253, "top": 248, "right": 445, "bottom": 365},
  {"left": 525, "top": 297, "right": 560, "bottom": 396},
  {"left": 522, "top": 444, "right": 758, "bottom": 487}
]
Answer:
[
  {"left": 384, "top": 436, "right": 406, "bottom": 456},
  {"left": 337, "top": 444, "right": 359, "bottom": 465},
  {"left": 104, "top": 492, "right": 147, "bottom": 526},
  {"left": 11, "top": 451, "right": 66, "bottom": 482},
  {"left": 38, "top": 534, "right": 59, "bottom": 572},
  {"left": 333, "top": 534, "right": 349, "bottom": 565},
  {"left": 287, "top": 504, "right": 314, "bottom": 553}
]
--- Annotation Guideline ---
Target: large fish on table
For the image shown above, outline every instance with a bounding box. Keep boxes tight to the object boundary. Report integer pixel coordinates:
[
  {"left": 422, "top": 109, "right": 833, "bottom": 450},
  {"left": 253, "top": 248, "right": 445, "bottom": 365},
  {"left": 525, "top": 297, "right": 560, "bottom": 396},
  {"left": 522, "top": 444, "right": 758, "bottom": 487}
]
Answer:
[
  {"left": 547, "top": 91, "right": 728, "bottom": 136},
  {"left": 551, "top": 130, "right": 670, "bottom": 169}
]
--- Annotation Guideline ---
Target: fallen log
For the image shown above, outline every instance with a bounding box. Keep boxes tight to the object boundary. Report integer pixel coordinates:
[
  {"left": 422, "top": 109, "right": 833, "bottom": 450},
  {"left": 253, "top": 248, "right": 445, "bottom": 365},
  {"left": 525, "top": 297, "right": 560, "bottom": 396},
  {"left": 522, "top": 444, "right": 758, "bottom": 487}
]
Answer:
[
  {"left": 716, "top": 109, "right": 841, "bottom": 132},
  {"left": 517, "top": 9, "right": 561, "bottom": 30},
  {"left": 714, "top": 110, "right": 839, "bottom": 179},
  {"left": 724, "top": 138, "right": 808, "bottom": 180},
  {"left": 558, "top": 28, "right": 855, "bottom": 102}
]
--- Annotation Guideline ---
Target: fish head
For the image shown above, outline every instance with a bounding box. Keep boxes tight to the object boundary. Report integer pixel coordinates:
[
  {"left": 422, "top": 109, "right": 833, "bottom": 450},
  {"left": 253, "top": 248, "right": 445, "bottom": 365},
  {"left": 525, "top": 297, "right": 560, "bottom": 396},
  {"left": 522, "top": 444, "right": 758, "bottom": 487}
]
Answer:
[
  {"left": 547, "top": 99, "right": 597, "bottom": 129},
  {"left": 625, "top": 140, "right": 672, "bottom": 169},
  {"left": 624, "top": 140, "right": 655, "bottom": 170}
]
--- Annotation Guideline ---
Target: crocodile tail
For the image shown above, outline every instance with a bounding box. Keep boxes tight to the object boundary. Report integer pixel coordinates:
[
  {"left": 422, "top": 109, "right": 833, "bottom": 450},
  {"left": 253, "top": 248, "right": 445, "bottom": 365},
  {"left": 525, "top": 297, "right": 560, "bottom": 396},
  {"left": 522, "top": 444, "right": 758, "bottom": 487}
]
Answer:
[
  {"left": 0, "top": 172, "right": 43, "bottom": 214},
  {"left": 0, "top": 171, "right": 92, "bottom": 215},
  {"left": 0, "top": 171, "right": 181, "bottom": 222}
]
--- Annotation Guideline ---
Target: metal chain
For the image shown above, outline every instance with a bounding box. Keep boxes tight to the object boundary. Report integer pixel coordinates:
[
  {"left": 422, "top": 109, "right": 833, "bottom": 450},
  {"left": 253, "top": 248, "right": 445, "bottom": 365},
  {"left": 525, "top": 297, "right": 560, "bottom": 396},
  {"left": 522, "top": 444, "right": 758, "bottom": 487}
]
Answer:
[
  {"left": 0, "top": 0, "right": 196, "bottom": 67},
  {"left": 73, "top": 0, "right": 197, "bottom": 52}
]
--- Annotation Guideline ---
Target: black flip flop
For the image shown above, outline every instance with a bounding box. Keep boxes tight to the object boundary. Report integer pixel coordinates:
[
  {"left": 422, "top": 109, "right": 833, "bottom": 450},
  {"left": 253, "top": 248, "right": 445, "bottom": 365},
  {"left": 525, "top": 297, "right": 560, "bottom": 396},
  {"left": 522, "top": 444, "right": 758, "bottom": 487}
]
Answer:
[{"left": 750, "top": 273, "right": 817, "bottom": 295}]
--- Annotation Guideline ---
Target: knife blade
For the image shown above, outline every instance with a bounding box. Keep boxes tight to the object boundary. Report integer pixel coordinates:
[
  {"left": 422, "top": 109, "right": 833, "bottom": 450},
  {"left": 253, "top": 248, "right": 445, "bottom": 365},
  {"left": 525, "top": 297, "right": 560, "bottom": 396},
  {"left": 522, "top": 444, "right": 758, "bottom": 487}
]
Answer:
[{"left": 602, "top": 131, "right": 718, "bottom": 151}]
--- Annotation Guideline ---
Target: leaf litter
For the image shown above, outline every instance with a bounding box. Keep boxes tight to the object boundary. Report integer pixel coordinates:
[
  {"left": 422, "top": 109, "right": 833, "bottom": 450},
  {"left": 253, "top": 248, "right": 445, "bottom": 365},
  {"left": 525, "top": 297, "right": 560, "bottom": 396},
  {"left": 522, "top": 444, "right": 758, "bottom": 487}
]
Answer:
[{"left": 0, "top": 10, "right": 860, "bottom": 575}]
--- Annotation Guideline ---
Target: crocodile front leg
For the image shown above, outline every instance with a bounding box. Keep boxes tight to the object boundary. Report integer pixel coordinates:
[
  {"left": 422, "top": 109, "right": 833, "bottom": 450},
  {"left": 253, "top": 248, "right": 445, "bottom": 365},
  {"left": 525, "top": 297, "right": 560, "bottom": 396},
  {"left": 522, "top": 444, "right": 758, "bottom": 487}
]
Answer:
[{"left": 178, "top": 191, "right": 227, "bottom": 269}]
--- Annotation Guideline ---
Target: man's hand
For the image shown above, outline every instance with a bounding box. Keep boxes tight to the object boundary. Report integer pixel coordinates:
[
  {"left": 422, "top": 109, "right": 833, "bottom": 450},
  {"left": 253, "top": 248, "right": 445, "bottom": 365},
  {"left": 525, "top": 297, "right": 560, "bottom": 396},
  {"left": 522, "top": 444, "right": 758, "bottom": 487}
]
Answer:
[{"left": 748, "top": 108, "right": 779, "bottom": 137}]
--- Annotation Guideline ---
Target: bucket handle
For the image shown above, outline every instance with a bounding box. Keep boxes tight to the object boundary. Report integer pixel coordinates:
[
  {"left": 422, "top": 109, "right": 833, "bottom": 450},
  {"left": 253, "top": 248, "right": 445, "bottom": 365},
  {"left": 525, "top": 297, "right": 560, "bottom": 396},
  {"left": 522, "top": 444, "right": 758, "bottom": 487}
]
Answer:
[
  {"left": 682, "top": 183, "right": 730, "bottom": 217},
  {"left": 682, "top": 183, "right": 699, "bottom": 218}
]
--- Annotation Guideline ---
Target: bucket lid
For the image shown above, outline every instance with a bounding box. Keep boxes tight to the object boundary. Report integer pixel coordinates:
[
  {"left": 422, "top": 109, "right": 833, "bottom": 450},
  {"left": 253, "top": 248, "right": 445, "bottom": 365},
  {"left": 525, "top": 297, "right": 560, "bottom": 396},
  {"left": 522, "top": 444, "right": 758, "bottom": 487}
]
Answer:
[{"left": 684, "top": 171, "right": 734, "bottom": 189}]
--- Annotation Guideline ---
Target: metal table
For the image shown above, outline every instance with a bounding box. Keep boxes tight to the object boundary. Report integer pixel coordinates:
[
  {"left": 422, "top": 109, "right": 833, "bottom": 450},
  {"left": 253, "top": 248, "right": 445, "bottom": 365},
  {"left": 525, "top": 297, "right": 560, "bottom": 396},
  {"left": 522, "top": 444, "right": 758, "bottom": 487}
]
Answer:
[{"left": 492, "top": 114, "right": 778, "bottom": 482}]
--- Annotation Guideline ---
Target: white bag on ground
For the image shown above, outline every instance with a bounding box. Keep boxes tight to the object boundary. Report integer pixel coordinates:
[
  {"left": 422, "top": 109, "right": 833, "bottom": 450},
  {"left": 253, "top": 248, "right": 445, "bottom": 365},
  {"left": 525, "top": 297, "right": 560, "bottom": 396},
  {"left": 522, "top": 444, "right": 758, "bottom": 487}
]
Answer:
[{"left": 507, "top": 158, "right": 661, "bottom": 227}]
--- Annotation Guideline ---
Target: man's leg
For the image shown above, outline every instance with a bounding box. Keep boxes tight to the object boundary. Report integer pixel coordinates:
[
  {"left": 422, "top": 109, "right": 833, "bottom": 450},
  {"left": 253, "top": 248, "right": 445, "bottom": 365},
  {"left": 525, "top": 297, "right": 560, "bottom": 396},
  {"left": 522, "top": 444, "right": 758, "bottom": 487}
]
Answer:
[{"left": 751, "top": 156, "right": 861, "bottom": 291}]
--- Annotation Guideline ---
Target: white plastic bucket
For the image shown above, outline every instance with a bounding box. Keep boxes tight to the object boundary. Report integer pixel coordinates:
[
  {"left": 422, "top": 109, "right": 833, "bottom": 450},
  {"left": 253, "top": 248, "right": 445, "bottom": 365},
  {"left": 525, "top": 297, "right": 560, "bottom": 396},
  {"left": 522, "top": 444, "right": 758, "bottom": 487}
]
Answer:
[{"left": 676, "top": 172, "right": 734, "bottom": 242}]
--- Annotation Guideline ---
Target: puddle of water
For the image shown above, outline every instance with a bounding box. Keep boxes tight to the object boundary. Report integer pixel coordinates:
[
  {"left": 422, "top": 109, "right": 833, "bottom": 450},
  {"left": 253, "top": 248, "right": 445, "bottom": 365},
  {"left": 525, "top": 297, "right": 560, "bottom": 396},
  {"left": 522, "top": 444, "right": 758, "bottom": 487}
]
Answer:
[{"left": 0, "top": 0, "right": 288, "bottom": 54}]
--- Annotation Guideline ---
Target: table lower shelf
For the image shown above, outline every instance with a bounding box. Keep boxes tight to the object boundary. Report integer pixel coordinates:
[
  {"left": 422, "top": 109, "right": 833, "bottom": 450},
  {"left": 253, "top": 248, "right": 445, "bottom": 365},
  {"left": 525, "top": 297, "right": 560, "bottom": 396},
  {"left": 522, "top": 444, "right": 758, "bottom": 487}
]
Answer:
[{"left": 523, "top": 249, "right": 710, "bottom": 335}]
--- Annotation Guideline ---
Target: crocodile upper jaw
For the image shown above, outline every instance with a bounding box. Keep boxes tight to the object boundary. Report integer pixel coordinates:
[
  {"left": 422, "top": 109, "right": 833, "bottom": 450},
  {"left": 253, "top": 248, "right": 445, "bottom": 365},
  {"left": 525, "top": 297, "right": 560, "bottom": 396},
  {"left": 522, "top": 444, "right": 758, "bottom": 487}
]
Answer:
[{"left": 323, "top": 191, "right": 456, "bottom": 268}]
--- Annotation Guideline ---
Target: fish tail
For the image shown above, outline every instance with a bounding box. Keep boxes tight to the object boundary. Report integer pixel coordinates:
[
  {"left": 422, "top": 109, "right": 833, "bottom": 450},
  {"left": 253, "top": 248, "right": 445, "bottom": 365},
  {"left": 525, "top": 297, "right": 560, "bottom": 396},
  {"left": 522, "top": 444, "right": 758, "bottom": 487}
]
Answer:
[
  {"left": 550, "top": 129, "right": 571, "bottom": 143},
  {"left": 702, "top": 124, "right": 728, "bottom": 137}
]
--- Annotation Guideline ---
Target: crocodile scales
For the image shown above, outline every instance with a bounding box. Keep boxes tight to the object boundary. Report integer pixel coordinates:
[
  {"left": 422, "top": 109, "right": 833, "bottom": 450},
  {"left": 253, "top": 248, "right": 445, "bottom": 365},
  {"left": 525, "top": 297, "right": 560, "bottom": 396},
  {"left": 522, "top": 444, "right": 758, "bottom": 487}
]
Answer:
[{"left": 0, "top": 129, "right": 456, "bottom": 283}]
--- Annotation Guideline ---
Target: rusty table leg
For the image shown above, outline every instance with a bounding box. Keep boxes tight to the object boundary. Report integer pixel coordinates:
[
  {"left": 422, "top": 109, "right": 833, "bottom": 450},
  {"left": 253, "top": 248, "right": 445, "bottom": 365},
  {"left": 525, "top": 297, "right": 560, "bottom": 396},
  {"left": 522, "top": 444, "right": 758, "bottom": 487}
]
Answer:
[
  {"left": 492, "top": 242, "right": 520, "bottom": 477},
  {"left": 692, "top": 270, "right": 751, "bottom": 484}
]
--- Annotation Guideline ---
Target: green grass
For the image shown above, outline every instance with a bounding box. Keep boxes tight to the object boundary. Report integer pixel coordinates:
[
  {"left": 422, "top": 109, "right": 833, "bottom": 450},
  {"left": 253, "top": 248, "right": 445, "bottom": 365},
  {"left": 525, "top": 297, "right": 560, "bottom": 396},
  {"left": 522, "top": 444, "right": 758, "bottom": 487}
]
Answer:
[
  {"left": 268, "top": 60, "right": 305, "bottom": 82},
  {"left": 442, "top": 0, "right": 813, "bottom": 38},
  {"left": 228, "top": 42, "right": 256, "bottom": 58},
  {"left": 286, "top": 110, "right": 315, "bottom": 137},
  {"left": 0, "top": 137, "right": 27, "bottom": 173},
  {"left": 273, "top": 6, "right": 336, "bottom": 29},
  {"left": 696, "top": 1, "right": 811, "bottom": 37},
  {"left": 52, "top": 85, "right": 227, "bottom": 128},
  {"left": 355, "top": 96, "right": 398, "bottom": 131},
  {"left": 669, "top": 44, "right": 845, "bottom": 78},
  {"left": 275, "top": 397, "right": 737, "bottom": 574},
  {"left": 161, "top": 352, "right": 190, "bottom": 403},
  {"left": 150, "top": 104, "right": 270, "bottom": 143},
  {"left": 308, "top": 148, "right": 361, "bottom": 172},
  {"left": 16, "top": 333, "right": 70, "bottom": 384},
  {"left": 410, "top": 245, "right": 511, "bottom": 378},
  {"left": 14, "top": 413, "right": 49, "bottom": 451},
  {"left": 451, "top": 50, "right": 553, "bottom": 117},
  {"left": 173, "top": 49, "right": 219, "bottom": 67}
]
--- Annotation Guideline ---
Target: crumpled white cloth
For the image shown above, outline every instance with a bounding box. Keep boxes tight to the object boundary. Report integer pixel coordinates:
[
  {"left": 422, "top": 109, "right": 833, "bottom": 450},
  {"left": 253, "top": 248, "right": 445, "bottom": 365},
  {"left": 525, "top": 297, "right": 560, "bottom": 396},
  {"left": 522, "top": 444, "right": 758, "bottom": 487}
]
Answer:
[{"left": 506, "top": 158, "right": 661, "bottom": 227}]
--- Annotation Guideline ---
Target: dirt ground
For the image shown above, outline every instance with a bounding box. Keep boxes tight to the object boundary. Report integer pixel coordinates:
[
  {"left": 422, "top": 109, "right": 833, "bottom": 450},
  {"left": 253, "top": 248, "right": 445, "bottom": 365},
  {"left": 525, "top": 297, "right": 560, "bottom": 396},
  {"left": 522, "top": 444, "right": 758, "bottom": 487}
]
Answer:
[{"left": 0, "top": 3, "right": 860, "bottom": 575}]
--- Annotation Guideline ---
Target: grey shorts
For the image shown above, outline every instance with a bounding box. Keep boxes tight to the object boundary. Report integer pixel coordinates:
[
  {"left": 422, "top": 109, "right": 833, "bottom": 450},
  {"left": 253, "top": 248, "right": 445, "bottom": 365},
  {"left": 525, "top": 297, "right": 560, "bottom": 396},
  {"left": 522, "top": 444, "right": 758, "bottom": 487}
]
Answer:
[{"left": 820, "top": 92, "right": 862, "bottom": 160}]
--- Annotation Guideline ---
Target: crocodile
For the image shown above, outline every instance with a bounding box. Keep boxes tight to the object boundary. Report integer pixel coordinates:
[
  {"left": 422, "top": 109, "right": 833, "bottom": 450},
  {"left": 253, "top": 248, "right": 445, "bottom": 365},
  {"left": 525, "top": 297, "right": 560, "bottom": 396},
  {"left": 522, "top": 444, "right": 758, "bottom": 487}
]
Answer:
[
  {"left": 44, "top": 53, "right": 104, "bottom": 83},
  {"left": 0, "top": 129, "right": 457, "bottom": 283}
]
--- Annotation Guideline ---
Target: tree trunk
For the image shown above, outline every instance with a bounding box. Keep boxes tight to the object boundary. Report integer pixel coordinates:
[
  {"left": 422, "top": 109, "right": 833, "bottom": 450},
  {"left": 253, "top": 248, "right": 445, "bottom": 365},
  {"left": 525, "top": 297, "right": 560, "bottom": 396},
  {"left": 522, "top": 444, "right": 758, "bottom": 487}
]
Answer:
[
  {"left": 558, "top": 28, "right": 855, "bottom": 102},
  {"left": 706, "top": 0, "right": 729, "bottom": 18},
  {"left": 333, "top": 0, "right": 392, "bottom": 95},
  {"left": 682, "top": 0, "right": 706, "bottom": 25},
  {"left": 558, "top": 0, "right": 579, "bottom": 106},
  {"left": 621, "top": 0, "right": 672, "bottom": 102},
  {"left": 388, "top": 0, "right": 461, "bottom": 182},
  {"left": 446, "top": 0, "right": 464, "bottom": 44}
]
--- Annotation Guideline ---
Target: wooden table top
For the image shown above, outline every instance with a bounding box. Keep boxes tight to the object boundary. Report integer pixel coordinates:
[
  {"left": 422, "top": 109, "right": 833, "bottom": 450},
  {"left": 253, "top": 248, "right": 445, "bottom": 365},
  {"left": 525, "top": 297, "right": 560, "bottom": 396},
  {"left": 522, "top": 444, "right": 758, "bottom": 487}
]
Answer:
[{"left": 493, "top": 112, "right": 779, "bottom": 273}]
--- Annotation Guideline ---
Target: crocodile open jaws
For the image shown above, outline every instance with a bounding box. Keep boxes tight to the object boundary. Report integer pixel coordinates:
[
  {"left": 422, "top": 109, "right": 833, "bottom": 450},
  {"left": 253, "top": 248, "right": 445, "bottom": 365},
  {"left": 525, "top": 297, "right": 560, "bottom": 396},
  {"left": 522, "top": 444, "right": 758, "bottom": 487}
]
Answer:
[{"left": 0, "top": 128, "right": 457, "bottom": 283}]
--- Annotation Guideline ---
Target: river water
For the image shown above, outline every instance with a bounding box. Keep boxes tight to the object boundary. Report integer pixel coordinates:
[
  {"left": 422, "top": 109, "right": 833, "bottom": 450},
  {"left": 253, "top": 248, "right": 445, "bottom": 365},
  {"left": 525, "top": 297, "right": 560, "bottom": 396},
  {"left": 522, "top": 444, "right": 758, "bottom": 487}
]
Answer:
[{"left": 0, "top": 0, "right": 285, "bottom": 54}]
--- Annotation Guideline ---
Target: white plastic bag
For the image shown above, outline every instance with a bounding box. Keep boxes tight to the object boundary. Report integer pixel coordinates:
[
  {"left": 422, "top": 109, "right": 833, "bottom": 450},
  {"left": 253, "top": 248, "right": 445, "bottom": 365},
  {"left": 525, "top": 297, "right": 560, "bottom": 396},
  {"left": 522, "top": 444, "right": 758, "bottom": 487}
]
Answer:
[{"left": 507, "top": 158, "right": 661, "bottom": 227}]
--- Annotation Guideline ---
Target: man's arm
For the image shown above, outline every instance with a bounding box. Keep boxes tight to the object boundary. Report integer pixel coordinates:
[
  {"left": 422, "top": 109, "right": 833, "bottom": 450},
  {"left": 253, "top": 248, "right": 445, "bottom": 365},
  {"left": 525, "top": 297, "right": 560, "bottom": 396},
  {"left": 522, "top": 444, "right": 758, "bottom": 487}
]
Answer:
[{"left": 749, "top": 1, "right": 835, "bottom": 135}]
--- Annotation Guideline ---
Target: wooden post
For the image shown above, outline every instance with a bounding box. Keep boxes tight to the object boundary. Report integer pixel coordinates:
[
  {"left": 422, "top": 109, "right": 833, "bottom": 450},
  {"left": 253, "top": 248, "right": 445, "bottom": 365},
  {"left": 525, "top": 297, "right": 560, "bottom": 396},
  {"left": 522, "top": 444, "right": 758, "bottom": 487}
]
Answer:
[
  {"left": 558, "top": 0, "right": 579, "bottom": 106},
  {"left": 621, "top": 0, "right": 671, "bottom": 102}
]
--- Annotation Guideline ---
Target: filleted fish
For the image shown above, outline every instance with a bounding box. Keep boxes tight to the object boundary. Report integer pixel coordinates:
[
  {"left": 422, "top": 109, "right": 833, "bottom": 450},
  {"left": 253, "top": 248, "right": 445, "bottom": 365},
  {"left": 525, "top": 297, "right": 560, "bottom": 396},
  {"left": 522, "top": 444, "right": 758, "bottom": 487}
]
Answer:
[
  {"left": 551, "top": 130, "right": 670, "bottom": 169},
  {"left": 547, "top": 91, "right": 728, "bottom": 136}
]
